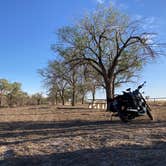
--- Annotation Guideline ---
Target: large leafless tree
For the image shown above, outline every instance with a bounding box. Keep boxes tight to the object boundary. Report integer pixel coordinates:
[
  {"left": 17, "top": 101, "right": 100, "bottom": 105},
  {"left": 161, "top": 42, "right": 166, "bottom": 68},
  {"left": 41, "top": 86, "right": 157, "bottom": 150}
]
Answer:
[{"left": 54, "top": 6, "right": 159, "bottom": 110}]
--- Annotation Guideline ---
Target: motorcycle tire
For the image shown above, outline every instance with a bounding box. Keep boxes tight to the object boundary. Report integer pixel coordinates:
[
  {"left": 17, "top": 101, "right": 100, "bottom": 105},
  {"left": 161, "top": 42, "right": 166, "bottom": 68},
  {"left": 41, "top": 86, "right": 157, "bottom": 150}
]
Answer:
[
  {"left": 118, "top": 111, "right": 131, "bottom": 123},
  {"left": 139, "top": 96, "right": 153, "bottom": 120},
  {"left": 146, "top": 105, "right": 153, "bottom": 120}
]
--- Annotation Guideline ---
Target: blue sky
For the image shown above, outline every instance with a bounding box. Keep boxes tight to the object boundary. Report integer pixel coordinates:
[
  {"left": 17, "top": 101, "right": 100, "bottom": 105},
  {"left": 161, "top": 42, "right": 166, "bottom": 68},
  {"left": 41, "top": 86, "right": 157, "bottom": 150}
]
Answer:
[{"left": 0, "top": 0, "right": 166, "bottom": 98}]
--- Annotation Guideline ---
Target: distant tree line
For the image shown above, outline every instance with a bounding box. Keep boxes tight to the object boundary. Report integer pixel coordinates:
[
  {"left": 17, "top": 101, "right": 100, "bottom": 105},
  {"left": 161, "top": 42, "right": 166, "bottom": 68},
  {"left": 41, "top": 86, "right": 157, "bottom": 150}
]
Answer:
[
  {"left": 39, "top": 61, "right": 101, "bottom": 106},
  {"left": 0, "top": 79, "right": 46, "bottom": 107}
]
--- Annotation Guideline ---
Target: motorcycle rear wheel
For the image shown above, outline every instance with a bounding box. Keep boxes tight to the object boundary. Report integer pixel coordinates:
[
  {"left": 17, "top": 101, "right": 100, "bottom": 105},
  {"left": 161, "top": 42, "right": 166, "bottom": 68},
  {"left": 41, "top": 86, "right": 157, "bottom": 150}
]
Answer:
[{"left": 118, "top": 111, "right": 131, "bottom": 123}]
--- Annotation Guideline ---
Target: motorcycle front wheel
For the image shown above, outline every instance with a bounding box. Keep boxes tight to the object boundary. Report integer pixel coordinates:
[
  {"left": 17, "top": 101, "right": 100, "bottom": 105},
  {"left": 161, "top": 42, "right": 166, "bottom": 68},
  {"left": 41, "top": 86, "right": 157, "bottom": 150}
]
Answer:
[{"left": 146, "top": 105, "right": 153, "bottom": 120}]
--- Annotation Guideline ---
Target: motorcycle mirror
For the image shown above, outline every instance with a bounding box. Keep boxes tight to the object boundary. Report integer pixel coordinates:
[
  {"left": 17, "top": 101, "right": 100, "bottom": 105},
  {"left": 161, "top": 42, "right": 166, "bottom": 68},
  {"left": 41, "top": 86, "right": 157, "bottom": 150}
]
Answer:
[
  {"left": 126, "top": 88, "right": 131, "bottom": 91},
  {"left": 142, "top": 91, "right": 145, "bottom": 94},
  {"left": 138, "top": 81, "right": 146, "bottom": 89}
]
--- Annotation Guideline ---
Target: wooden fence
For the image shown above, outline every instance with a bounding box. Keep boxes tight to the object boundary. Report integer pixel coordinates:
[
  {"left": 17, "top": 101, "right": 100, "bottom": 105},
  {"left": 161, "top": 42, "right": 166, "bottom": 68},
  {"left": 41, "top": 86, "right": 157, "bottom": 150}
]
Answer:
[
  {"left": 87, "top": 99, "right": 107, "bottom": 110},
  {"left": 147, "top": 97, "right": 166, "bottom": 103},
  {"left": 88, "top": 97, "right": 166, "bottom": 110}
]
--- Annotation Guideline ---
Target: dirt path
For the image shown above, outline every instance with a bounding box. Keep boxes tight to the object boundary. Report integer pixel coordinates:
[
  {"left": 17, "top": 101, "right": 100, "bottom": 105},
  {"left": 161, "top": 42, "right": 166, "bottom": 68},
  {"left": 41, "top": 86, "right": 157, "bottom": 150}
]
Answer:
[{"left": 0, "top": 105, "right": 166, "bottom": 166}]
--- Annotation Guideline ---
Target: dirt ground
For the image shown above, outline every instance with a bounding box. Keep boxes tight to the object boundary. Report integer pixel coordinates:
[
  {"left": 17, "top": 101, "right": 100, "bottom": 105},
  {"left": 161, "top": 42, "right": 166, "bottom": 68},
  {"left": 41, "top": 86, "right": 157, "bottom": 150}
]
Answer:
[{"left": 0, "top": 104, "right": 166, "bottom": 166}]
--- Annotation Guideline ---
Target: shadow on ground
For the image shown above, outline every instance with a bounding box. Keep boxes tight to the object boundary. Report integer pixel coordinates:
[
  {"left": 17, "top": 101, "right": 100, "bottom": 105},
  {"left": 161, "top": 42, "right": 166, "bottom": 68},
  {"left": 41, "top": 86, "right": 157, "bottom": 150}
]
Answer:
[
  {"left": 0, "top": 120, "right": 165, "bottom": 145},
  {"left": 0, "top": 141, "right": 166, "bottom": 166}
]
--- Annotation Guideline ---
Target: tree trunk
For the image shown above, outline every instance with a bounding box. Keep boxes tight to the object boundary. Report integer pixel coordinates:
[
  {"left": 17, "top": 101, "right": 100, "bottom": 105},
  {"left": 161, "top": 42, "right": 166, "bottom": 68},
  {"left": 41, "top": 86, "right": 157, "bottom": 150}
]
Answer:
[
  {"left": 37, "top": 99, "right": 39, "bottom": 105},
  {"left": 55, "top": 92, "right": 58, "bottom": 105},
  {"left": 0, "top": 91, "right": 4, "bottom": 107},
  {"left": 71, "top": 84, "right": 75, "bottom": 106},
  {"left": 0, "top": 95, "right": 2, "bottom": 107},
  {"left": 61, "top": 96, "right": 65, "bottom": 105},
  {"left": 71, "top": 70, "right": 76, "bottom": 106},
  {"left": 7, "top": 94, "right": 13, "bottom": 107},
  {"left": 92, "top": 85, "right": 96, "bottom": 108},
  {"left": 105, "top": 77, "right": 115, "bottom": 111},
  {"left": 62, "top": 97, "right": 65, "bottom": 105},
  {"left": 81, "top": 93, "right": 85, "bottom": 104},
  {"left": 60, "top": 90, "right": 65, "bottom": 105}
]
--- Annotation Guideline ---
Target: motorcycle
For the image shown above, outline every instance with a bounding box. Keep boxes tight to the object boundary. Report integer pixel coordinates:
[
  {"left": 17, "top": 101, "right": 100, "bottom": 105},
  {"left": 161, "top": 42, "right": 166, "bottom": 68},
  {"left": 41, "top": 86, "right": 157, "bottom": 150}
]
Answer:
[{"left": 109, "top": 82, "right": 153, "bottom": 122}]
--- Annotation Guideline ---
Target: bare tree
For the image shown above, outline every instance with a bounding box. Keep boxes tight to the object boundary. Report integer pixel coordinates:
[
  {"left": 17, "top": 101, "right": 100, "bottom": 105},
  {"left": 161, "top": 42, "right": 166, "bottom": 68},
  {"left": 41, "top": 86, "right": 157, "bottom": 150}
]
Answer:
[
  {"left": 6, "top": 82, "right": 22, "bottom": 107},
  {"left": 54, "top": 5, "right": 159, "bottom": 110},
  {"left": 0, "top": 79, "right": 10, "bottom": 107},
  {"left": 39, "top": 60, "right": 69, "bottom": 105}
]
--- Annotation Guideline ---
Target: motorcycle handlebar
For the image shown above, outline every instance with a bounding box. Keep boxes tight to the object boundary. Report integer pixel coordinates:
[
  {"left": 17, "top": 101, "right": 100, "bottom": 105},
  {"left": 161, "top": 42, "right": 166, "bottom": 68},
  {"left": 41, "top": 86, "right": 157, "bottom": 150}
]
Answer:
[{"left": 137, "top": 81, "right": 146, "bottom": 91}]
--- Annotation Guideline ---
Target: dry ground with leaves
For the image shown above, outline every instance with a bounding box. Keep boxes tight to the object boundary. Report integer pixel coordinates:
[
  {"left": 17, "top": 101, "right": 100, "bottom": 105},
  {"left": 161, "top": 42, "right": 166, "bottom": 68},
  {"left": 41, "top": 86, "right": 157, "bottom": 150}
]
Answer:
[{"left": 0, "top": 104, "right": 166, "bottom": 166}]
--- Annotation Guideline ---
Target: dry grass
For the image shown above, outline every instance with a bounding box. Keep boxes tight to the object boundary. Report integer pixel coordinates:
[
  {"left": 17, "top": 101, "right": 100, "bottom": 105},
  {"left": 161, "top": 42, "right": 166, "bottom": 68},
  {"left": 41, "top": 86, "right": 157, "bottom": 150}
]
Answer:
[
  {"left": 0, "top": 105, "right": 166, "bottom": 166},
  {"left": 148, "top": 100, "right": 166, "bottom": 107}
]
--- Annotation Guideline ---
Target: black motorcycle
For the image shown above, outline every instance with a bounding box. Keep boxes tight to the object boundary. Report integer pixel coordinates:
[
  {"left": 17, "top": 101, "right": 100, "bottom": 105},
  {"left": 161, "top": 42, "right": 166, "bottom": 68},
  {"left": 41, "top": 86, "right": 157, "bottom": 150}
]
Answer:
[{"left": 109, "top": 82, "right": 153, "bottom": 122}]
